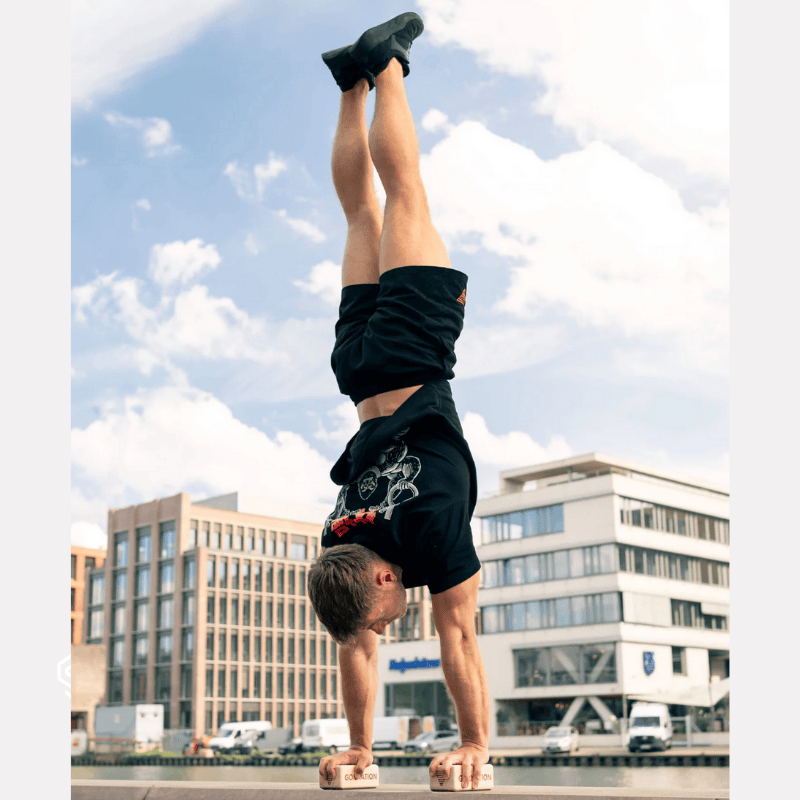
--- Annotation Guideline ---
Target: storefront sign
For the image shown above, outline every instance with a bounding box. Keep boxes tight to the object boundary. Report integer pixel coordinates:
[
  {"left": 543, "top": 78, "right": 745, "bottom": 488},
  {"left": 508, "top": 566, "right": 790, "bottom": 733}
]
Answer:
[{"left": 389, "top": 657, "right": 441, "bottom": 673}]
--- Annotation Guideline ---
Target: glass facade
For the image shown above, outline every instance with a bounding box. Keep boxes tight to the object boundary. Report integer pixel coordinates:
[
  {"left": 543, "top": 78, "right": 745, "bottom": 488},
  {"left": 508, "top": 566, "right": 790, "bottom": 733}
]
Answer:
[
  {"left": 671, "top": 599, "right": 728, "bottom": 630},
  {"left": 618, "top": 543, "right": 729, "bottom": 586},
  {"left": 481, "top": 504, "right": 565, "bottom": 544},
  {"left": 619, "top": 497, "right": 729, "bottom": 544},
  {"left": 481, "top": 592, "right": 622, "bottom": 634},
  {"left": 483, "top": 544, "right": 616, "bottom": 588},
  {"left": 515, "top": 643, "right": 617, "bottom": 687}
]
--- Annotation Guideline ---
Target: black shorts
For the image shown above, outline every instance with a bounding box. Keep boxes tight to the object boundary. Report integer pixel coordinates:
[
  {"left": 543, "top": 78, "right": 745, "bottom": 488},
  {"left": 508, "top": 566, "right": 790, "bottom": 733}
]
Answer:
[{"left": 331, "top": 266, "right": 468, "bottom": 405}]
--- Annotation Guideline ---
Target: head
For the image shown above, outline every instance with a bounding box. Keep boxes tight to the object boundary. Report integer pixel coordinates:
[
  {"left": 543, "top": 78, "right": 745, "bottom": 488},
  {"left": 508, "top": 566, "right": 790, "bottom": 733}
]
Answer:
[{"left": 307, "top": 544, "right": 408, "bottom": 644}]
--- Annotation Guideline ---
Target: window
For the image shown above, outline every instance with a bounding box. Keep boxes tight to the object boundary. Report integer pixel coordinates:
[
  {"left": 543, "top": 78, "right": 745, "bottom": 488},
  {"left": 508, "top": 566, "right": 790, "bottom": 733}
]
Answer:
[
  {"left": 298, "top": 602, "right": 306, "bottom": 630},
  {"left": 137, "top": 526, "right": 151, "bottom": 563},
  {"left": 255, "top": 634, "right": 261, "bottom": 662},
  {"left": 266, "top": 566, "right": 273, "bottom": 593},
  {"left": 299, "top": 568, "right": 306, "bottom": 595},
  {"left": 482, "top": 592, "right": 622, "bottom": 634},
  {"left": 108, "top": 672, "right": 123, "bottom": 704},
  {"left": 207, "top": 558, "right": 216, "bottom": 587},
  {"left": 265, "top": 670, "right": 273, "bottom": 698},
  {"left": 71, "top": 587, "right": 76, "bottom": 611},
  {"left": 231, "top": 633, "right": 238, "bottom": 662},
  {"left": 90, "top": 574, "right": 105, "bottom": 605},
  {"left": 278, "top": 568, "right": 285, "bottom": 594},
  {"left": 114, "top": 571, "right": 127, "bottom": 601},
  {"left": 218, "top": 669, "right": 226, "bottom": 696},
  {"left": 277, "top": 602, "right": 284, "bottom": 628},
  {"left": 236, "top": 527, "right": 244, "bottom": 550},
  {"left": 112, "top": 604, "right": 126, "bottom": 634},
  {"left": 206, "top": 668, "right": 214, "bottom": 697},
  {"left": 212, "top": 523, "right": 221, "bottom": 549},
  {"left": 182, "top": 630, "right": 194, "bottom": 661},
  {"left": 243, "top": 634, "right": 250, "bottom": 662},
  {"left": 254, "top": 564, "right": 262, "bottom": 592},
  {"left": 258, "top": 535, "right": 266, "bottom": 554},
  {"left": 219, "top": 595, "right": 227, "bottom": 625},
  {"left": 288, "top": 603, "right": 295, "bottom": 629},
  {"left": 231, "top": 597, "right": 239, "bottom": 626},
  {"left": 218, "top": 634, "right": 227, "bottom": 661},
  {"left": 672, "top": 646, "right": 686, "bottom": 675},
  {"left": 71, "top": 554, "right": 77, "bottom": 580},
  {"left": 158, "top": 632, "right": 173, "bottom": 662},
  {"left": 243, "top": 599, "right": 250, "bottom": 626},
  {"left": 289, "top": 569, "right": 296, "bottom": 595},
  {"left": 183, "top": 558, "right": 196, "bottom": 589},
  {"left": 159, "top": 562, "right": 175, "bottom": 593},
  {"left": 277, "top": 637, "right": 284, "bottom": 663},
  {"left": 480, "top": 504, "right": 565, "bottom": 544},
  {"left": 230, "top": 668, "right": 238, "bottom": 697},
  {"left": 131, "top": 669, "right": 147, "bottom": 702},
  {"left": 224, "top": 525, "right": 233, "bottom": 550},
  {"left": 85, "top": 556, "right": 96, "bottom": 570},
  {"left": 181, "top": 665, "right": 192, "bottom": 699},
  {"left": 242, "top": 665, "right": 250, "bottom": 697},
  {"left": 231, "top": 559, "right": 239, "bottom": 590},
  {"left": 266, "top": 636, "right": 273, "bottom": 663},
  {"left": 219, "top": 559, "right": 228, "bottom": 588},
  {"left": 183, "top": 593, "right": 195, "bottom": 625},
  {"left": 254, "top": 669, "right": 261, "bottom": 698},
  {"left": 189, "top": 521, "right": 198, "bottom": 548},
  {"left": 89, "top": 609, "right": 104, "bottom": 639},
  {"left": 206, "top": 631, "right": 214, "bottom": 660},
  {"left": 290, "top": 537, "right": 307, "bottom": 560},
  {"left": 242, "top": 562, "right": 251, "bottom": 591},
  {"left": 255, "top": 599, "right": 262, "bottom": 627},
  {"left": 620, "top": 497, "right": 729, "bottom": 544},
  {"left": 111, "top": 638, "right": 125, "bottom": 667},
  {"left": 114, "top": 532, "right": 128, "bottom": 567},
  {"left": 159, "top": 521, "right": 176, "bottom": 559},
  {"left": 207, "top": 593, "right": 215, "bottom": 624},
  {"left": 158, "top": 597, "right": 174, "bottom": 628},
  {"left": 516, "top": 643, "right": 617, "bottom": 687},
  {"left": 201, "top": 521, "right": 210, "bottom": 547},
  {"left": 136, "top": 567, "right": 150, "bottom": 597}
]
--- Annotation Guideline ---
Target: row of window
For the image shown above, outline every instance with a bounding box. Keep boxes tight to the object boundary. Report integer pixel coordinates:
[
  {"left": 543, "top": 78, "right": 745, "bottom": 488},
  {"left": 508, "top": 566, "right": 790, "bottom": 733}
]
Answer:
[
  {"left": 481, "top": 592, "right": 622, "bottom": 634},
  {"left": 514, "top": 643, "right": 617, "bottom": 687},
  {"left": 480, "top": 504, "right": 565, "bottom": 544},
  {"left": 618, "top": 544, "right": 729, "bottom": 586},
  {"left": 206, "top": 559, "right": 307, "bottom": 594},
  {"left": 205, "top": 667, "right": 337, "bottom": 700},
  {"left": 110, "top": 665, "right": 338, "bottom": 705},
  {"left": 206, "top": 594, "right": 316, "bottom": 630},
  {"left": 108, "top": 629, "right": 337, "bottom": 668},
  {"left": 671, "top": 599, "right": 728, "bottom": 630},
  {"left": 483, "top": 544, "right": 617, "bottom": 588},
  {"left": 481, "top": 543, "right": 729, "bottom": 589},
  {"left": 114, "top": 522, "right": 176, "bottom": 568},
  {"left": 620, "top": 497, "right": 729, "bottom": 544},
  {"left": 190, "top": 521, "right": 316, "bottom": 561}
]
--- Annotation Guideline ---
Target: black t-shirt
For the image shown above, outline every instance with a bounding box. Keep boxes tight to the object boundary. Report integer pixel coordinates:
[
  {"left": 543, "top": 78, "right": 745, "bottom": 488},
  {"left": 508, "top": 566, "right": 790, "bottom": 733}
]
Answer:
[{"left": 321, "top": 380, "right": 481, "bottom": 594}]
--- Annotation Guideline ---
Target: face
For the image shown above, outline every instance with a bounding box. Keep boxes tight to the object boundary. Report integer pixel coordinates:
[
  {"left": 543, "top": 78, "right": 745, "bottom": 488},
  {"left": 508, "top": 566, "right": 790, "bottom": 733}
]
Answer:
[{"left": 365, "top": 579, "right": 408, "bottom": 635}]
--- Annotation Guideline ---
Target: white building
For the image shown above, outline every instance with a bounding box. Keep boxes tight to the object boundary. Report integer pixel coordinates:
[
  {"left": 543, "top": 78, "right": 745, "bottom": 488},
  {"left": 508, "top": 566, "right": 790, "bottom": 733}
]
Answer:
[{"left": 376, "top": 453, "right": 730, "bottom": 747}]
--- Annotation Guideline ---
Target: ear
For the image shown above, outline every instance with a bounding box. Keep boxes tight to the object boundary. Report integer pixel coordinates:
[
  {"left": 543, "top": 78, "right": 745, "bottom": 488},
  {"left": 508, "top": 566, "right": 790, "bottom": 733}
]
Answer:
[{"left": 376, "top": 569, "right": 394, "bottom": 586}]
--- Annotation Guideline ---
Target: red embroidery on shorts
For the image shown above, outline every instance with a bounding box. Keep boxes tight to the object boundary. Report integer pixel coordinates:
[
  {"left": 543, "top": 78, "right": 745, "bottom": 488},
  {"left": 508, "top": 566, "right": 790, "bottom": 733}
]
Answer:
[
  {"left": 456, "top": 288, "right": 466, "bottom": 306},
  {"left": 331, "top": 509, "right": 377, "bottom": 537}
]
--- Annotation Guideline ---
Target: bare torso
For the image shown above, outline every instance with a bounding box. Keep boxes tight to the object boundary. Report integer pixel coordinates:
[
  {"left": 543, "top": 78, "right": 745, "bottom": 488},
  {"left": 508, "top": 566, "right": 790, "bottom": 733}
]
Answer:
[{"left": 356, "top": 384, "right": 423, "bottom": 425}]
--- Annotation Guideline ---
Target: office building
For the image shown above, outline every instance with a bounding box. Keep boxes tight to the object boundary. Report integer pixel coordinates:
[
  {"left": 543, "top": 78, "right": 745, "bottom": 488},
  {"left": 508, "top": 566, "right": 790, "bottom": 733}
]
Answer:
[
  {"left": 376, "top": 453, "right": 730, "bottom": 745},
  {"left": 72, "top": 545, "right": 106, "bottom": 644},
  {"left": 85, "top": 492, "right": 352, "bottom": 738}
]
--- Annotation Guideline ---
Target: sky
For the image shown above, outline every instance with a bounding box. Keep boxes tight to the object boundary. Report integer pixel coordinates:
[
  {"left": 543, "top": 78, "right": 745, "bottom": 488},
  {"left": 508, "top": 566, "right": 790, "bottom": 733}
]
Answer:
[{"left": 70, "top": 0, "right": 730, "bottom": 550}]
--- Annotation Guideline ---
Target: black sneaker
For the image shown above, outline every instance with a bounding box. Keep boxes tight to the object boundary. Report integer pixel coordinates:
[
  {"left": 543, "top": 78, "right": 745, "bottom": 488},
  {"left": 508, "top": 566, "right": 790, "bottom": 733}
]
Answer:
[
  {"left": 321, "top": 44, "right": 376, "bottom": 93},
  {"left": 351, "top": 12, "right": 424, "bottom": 79},
  {"left": 321, "top": 12, "right": 424, "bottom": 91}
]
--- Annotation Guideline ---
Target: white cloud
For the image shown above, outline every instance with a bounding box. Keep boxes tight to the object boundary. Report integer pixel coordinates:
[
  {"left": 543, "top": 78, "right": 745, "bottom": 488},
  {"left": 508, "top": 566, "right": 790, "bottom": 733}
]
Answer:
[
  {"left": 421, "top": 108, "right": 453, "bottom": 133},
  {"left": 293, "top": 260, "right": 341, "bottom": 306},
  {"left": 104, "top": 112, "right": 181, "bottom": 156},
  {"left": 422, "top": 121, "right": 729, "bottom": 376},
  {"left": 71, "top": 384, "right": 336, "bottom": 506},
  {"left": 462, "top": 411, "right": 572, "bottom": 470},
  {"left": 224, "top": 154, "right": 288, "bottom": 201},
  {"left": 315, "top": 401, "right": 360, "bottom": 447},
  {"left": 244, "top": 233, "right": 263, "bottom": 255},
  {"left": 72, "top": 0, "right": 243, "bottom": 109},
  {"left": 133, "top": 198, "right": 151, "bottom": 211},
  {"left": 71, "top": 486, "right": 111, "bottom": 549},
  {"left": 418, "top": 0, "right": 729, "bottom": 180},
  {"left": 72, "top": 155, "right": 88, "bottom": 166},
  {"left": 276, "top": 209, "right": 326, "bottom": 243},
  {"left": 148, "top": 239, "right": 221, "bottom": 286},
  {"left": 70, "top": 270, "right": 337, "bottom": 400}
]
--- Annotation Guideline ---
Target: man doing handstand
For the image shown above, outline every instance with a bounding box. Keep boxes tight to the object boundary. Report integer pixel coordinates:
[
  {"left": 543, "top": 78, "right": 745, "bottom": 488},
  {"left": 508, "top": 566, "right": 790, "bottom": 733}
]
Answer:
[{"left": 306, "top": 12, "right": 490, "bottom": 790}]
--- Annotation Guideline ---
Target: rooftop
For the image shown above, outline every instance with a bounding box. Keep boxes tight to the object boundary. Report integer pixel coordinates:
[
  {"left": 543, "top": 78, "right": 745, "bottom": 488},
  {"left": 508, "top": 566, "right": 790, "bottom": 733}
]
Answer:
[{"left": 498, "top": 452, "right": 729, "bottom": 498}]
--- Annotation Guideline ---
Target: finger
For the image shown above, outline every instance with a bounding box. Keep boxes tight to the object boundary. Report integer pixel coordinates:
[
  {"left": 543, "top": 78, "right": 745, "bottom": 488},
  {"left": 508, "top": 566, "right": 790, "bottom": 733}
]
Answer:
[
  {"left": 429, "top": 754, "right": 445, "bottom": 779},
  {"left": 354, "top": 753, "right": 372, "bottom": 778}
]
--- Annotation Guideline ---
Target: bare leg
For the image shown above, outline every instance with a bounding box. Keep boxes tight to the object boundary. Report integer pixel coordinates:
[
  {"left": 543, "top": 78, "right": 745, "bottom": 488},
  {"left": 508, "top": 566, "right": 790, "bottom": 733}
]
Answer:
[
  {"left": 368, "top": 58, "right": 450, "bottom": 273},
  {"left": 332, "top": 78, "right": 384, "bottom": 287}
]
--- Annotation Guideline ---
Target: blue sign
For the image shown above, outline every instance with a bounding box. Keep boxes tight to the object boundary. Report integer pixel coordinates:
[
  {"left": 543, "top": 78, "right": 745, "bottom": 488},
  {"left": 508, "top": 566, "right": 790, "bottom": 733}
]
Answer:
[
  {"left": 643, "top": 651, "right": 655, "bottom": 676},
  {"left": 389, "top": 658, "right": 441, "bottom": 674}
]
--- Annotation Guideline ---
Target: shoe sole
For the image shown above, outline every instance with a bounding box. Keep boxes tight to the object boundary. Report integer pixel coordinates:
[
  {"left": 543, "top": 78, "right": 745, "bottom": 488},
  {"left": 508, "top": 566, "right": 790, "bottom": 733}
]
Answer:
[
  {"left": 322, "top": 12, "right": 423, "bottom": 69},
  {"left": 350, "top": 12, "right": 424, "bottom": 63}
]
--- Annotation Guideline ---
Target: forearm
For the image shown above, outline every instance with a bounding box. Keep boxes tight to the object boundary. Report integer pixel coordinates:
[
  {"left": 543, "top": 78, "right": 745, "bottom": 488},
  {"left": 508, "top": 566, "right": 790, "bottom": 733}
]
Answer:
[
  {"left": 338, "top": 643, "right": 378, "bottom": 750},
  {"left": 439, "top": 631, "right": 490, "bottom": 748}
]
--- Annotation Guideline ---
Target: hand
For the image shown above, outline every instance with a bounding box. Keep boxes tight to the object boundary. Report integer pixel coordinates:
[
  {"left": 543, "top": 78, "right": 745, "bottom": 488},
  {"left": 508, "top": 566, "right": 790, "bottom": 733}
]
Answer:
[
  {"left": 429, "top": 743, "right": 490, "bottom": 790},
  {"left": 318, "top": 746, "right": 373, "bottom": 783}
]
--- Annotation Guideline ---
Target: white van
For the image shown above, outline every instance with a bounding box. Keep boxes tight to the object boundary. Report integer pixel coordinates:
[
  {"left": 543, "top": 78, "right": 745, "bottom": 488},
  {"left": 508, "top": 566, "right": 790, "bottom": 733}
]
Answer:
[
  {"left": 302, "top": 718, "right": 350, "bottom": 754},
  {"left": 372, "top": 715, "right": 435, "bottom": 750},
  {"left": 209, "top": 720, "right": 273, "bottom": 753},
  {"left": 628, "top": 703, "right": 673, "bottom": 751}
]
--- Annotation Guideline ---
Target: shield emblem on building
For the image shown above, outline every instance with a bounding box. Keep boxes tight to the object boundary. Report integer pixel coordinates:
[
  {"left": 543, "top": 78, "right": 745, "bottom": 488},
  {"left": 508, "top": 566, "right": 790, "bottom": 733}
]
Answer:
[{"left": 643, "top": 651, "right": 655, "bottom": 675}]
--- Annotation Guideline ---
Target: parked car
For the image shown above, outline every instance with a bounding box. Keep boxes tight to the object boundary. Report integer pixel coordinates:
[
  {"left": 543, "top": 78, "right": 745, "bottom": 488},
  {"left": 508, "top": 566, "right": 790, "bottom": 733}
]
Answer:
[
  {"left": 541, "top": 726, "right": 579, "bottom": 754},
  {"left": 278, "top": 737, "right": 303, "bottom": 755},
  {"left": 404, "top": 730, "right": 461, "bottom": 754}
]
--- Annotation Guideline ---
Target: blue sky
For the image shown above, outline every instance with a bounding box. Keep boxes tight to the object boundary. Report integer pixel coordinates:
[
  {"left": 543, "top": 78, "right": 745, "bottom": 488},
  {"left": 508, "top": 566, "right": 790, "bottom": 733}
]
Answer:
[{"left": 70, "top": 0, "right": 730, "bottom": 548}]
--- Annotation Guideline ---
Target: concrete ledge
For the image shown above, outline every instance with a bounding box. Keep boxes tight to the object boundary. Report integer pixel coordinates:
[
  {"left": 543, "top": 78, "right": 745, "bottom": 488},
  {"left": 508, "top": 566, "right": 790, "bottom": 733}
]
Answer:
[{"left": 71, "top": 780, "right": 729, "bottom": 800}]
